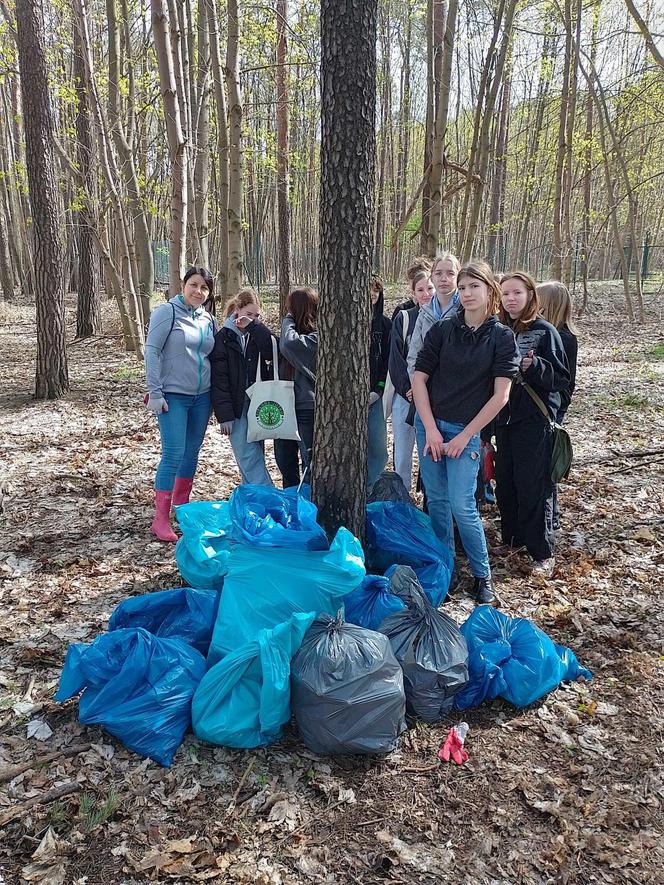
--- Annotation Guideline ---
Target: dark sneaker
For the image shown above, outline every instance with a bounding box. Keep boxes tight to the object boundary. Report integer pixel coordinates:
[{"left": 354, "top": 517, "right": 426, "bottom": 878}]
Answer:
[{"left": 473, "top": 576, "right": 498, "bottom": 606}]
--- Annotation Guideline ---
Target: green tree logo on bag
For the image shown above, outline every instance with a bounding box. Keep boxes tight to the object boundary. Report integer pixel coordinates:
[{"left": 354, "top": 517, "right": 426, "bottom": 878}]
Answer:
[{"left": 256, "top": 400, "right": 284, "bottom": 430}]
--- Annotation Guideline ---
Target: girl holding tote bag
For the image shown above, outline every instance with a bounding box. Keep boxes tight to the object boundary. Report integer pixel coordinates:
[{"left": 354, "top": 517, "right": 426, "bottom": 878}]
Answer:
[{"left": 209, "top": 289, "right": 278, "bottom": 486}]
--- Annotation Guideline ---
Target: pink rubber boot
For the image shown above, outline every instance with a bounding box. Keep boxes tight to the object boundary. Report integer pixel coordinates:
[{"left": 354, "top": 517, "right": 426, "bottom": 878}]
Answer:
[
  {"left": 172, "top": 477, "right": 194, "bottom": 507},
  {"left": 150, "top": 490, "right": 178, "bottom": 542}
]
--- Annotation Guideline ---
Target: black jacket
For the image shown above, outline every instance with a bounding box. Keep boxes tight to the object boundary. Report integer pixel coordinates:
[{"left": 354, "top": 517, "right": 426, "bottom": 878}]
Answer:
[
  {"left": 209, "top": 319, "right": 276, "bottom": 423},
  {"left": 498, "top": 317, "right": 570, "bottom": 426},
  {"left": 388, "top": 306, "right": 420, "bottom": 398},
  {"left": 415, "top": 308, "right": 520, "bottom": 425},
  {"left": 558, "top": 324, "right": 578, "bottom": 421},
  {"left": 370, "top": 288, "right": 392, "bottom": 394},
  {"left": 390, "top": 298, "right": 416, "bottom": 323}
]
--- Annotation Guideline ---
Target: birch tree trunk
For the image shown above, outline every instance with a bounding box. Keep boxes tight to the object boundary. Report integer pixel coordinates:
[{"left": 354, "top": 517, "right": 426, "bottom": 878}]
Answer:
[
  {"left": 225, "top": 0, "right": 244, "bottom": 295},
  {"left": 206, "top": 0, "right": 229, "bottom": 295},
  {"left": 16, "top": 0, "right": 69, "bottom": 398},
  {"left": 313, "top": 0, "right": 377, "bottom": 539},
  {"left": 152, "top": 0, "right": 188, "bottom": 295}
]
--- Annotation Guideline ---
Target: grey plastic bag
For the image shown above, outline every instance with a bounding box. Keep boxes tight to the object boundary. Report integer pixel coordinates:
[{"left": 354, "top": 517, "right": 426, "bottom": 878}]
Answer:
[
  {"left": 367, "top": 470, "right": 413, "bottom": 505},
  {"left": 291, "top": 613, "right": 406, "bottom": 755},
  {"left": 379, "top": 567, "right": 469, "bottom": 722}
]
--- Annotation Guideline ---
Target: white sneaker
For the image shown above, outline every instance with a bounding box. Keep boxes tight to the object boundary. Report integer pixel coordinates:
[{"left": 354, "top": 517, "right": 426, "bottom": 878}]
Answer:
[{"left": 531, "top": 557, "right": 555, "bottom": 577}]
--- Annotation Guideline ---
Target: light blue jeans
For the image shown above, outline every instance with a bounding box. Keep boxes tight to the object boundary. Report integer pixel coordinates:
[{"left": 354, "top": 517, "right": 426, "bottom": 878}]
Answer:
[
  {"left": 230, "top": 399, "right": 274, "bottom": 487},
  {"left": 368, "top": 398, "right": 388, "bottom": 488},
  {"left": 415, "top": 415, "right": 490, "bottom": 578},
  {"left": 156, "top": 391, "right": 211, "bottom": 490},
  {"left": 392, "top": 393, "right": 416, "bottom": 492}
]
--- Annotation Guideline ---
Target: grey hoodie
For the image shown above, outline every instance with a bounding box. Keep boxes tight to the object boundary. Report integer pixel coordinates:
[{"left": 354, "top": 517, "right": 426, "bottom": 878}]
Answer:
[
  {"left": 145, "top": 296, "right": 216, "bottom": 397},
  {"left": 406, "top": 291, "right": 460, "bottom": 378},
  {"left": 280, "top": 315, "right": 317, "bottom": 410}
]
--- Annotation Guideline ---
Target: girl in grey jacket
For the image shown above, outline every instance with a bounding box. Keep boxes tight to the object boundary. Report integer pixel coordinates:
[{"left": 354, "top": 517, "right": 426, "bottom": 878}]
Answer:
[{"left": 144, "top": 266, "right": 216, "bottom": 541}]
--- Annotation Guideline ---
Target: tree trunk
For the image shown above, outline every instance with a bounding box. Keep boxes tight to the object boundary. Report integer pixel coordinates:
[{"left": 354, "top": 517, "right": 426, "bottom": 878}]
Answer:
[
  {"left": 73, "top": 23, "right": 102, "bottom": 339},
  {"left": 313, "top": 0, "right": 377, "bottom": 540},
  {"left": 276, "top": 0, "right": 291, "bottom": 315},
  {"left": 152, "top": 0, "right": 188, "bottom": 295},
  {"left": 551, "top": 0, "right": 573, "bottom": 280},
  {"left": 624, "top": 0, "right": 664, "bottom": 72},
  {"left": 426, "top": 0, "right": 457, "bottom": 258},
  {"left": 225, "top": 0, "right": 243, "bottom": 295},
  {"left": 193, "top": 0, "right": 210, "bottom": 268},
  {"left": 486, "top": 54, "right": 511, "bottom": 269},
  {"left": 16, "top": 0, "right": 69, "bottom": 398},
  {"left": 206, "top": 0, "right": 229, "bottom": 296},
  {"left": 0, "top": 196, "right": 14, "bottom": 300},
  {"left": 580, "top": 1, "right": 598, "bottom": 313}
]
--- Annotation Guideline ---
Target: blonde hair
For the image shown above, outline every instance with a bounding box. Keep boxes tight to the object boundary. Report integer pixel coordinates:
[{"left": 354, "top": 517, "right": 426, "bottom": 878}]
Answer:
[
  {"left": 224, "top": 287, "right": 260, "bottom": 318},
  {"left": 406, "top": 255, "right": 432, "bottom": 282},
  {"left": 457, "top": 260, "right": 501, "bottom": 319},
  {"left": 537, "top": 280, "right": 578, "bottom": 334},
  {"left": 499, "top": 270, "right": 540, "bottom": 333},
  {"left": 431, "top": 252, "right": 461, "bottom": 277}
]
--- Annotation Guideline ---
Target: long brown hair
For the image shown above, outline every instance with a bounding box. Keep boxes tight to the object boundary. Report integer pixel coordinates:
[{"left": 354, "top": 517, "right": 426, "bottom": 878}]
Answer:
[
  {"left": 537, "top": 280, "right": 578, "bottom": 334},
  {"left": 405, "top": 255, "right": 432, "bottom": 282},
  {"left": 457, "top": 260, "right": 501, "bottom": 319},
  {"left": 287, "top": 286, "right": 318, "bottom": 333},
  {"left": 499, "top": 270, "right": 539, "bottom": 333},
  {"left": 224, "top": 287, "right": 260, "bottom": 318},
  {"left": 410, "top": 270, "right": 430, "bottom": 294}
]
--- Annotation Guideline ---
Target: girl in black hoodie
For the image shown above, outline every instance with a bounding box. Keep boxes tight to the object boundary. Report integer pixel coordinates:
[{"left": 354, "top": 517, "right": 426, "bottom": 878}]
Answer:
[
  {"left": 368, "top": 275, "right": 392, "bottom": 488},
  {"left": 209, "top": 289, "right": 277, "bottom": 486},
  {"left": 495, "top": 272, "right": 570, "bottom": 573}
]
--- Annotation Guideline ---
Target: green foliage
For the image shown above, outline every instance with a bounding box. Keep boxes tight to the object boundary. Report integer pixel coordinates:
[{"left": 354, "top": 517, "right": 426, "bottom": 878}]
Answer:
[{"left": 78, "top": 790, "right": 121, "bottom": 830}]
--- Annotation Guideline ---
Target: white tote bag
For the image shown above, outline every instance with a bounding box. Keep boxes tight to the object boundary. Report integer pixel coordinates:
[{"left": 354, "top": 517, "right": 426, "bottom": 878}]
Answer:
[
  {"left": 245, "top": 337, "right": 301, "bottom": 443},
  {"left": 383, "top": 310, "right": 409, "bottom": 420}
]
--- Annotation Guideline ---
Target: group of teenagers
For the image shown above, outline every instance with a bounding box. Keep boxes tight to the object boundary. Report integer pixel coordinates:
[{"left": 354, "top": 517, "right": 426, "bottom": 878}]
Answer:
[{"left": 144, "top": 254, "right": 578, "bottom": 606}]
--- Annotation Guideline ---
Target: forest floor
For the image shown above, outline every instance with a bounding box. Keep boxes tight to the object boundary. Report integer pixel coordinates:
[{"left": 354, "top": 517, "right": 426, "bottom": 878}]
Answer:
[{"left": 0, "top": 284, "right": 663, "bottom": 885}]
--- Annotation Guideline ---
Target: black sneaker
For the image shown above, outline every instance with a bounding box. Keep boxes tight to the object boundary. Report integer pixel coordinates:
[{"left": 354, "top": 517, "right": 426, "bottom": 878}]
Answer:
[{"left": 473, "top": 576, "right": 498, "bottom": 606}]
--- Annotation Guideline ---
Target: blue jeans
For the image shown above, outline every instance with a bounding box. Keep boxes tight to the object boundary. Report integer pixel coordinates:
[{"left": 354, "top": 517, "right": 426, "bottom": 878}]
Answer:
[
  {"left": 230, "top": 399, "right": 274, "bottom": 486},
  {"left": 392, "top": 393, "right": 416, "bottom": 491},
  {"left": 368, "top": 399, "right": 388, "bottom": 488},
  {"left": 156, "top": 391, "right": 211, "bottom": 490},
  {"left": 415, "top": 416, "right": 490, "bottom": 578}
]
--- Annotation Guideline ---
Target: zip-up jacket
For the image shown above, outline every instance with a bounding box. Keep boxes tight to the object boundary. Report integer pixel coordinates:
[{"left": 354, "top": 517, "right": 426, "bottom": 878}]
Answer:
[
  {"left": 498, "top": 317, "right": 570, "bottom": 426},
  {"left": 280, "top": 315, "right": 317, "bottom": 411},
  {"left": 558, "top": 324, "right": 578, "bottom": 422},
  {"left": 209, "top": 317, "right": 277, "bottom": 423},
  {"left": 145, "top": 296, "right": 215, "bottom": 397},
  {"left": 370, "top": 288, "right": 392, "bottom": 395},
  {"left": 388, "top": 306, "right": 419, "bottom": 398},
  {"left": 415, "top": 308, "right": 520, "bottom": 426},
  {"left": 407, "top": 291, "right": 460, "bottom": 377},
  {"left": 390, "top": 297, "right": 416, "bottom": 323}
]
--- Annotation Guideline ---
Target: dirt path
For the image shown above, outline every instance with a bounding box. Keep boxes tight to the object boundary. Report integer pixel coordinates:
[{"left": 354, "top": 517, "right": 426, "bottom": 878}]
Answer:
[{"left": 0, "top": 294, "right": 662, "bottom": 884}]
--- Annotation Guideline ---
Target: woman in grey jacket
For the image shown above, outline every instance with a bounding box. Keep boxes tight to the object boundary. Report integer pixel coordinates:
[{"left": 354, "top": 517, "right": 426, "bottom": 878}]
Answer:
[{"left": 144, "top": 267, "right": 216, "bottom": 541}]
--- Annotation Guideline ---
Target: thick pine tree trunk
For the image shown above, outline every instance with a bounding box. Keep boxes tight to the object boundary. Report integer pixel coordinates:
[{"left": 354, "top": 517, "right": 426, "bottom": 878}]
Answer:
[
  {"left": 73, "top": 25, "right": 102, "bottom": 339},
  {"left": 276, "top": 0, "right": 291, "bottom": 315},
  {"left": 16, "top": 0, "right": 69, "bottom": 398},
  {"left": 313, "top": 0, "right": 377, "bottom": 540}
]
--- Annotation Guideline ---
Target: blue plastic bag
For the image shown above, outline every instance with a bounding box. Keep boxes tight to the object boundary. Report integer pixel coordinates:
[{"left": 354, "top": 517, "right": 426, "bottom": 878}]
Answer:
[
  {"left": 192, "top": 612, "right": 315, "bottom": 748},
  {"left": 344, "top": 574, "right": 407, "bottom": 632},
  {"left": 455, "top": 606, "right": 592, "bottom": 709},
  {"left": 108, "top": 587, "right": 220, "bottom": 656},
  {"left": 228, "top": 484, "right": 328, "bottom": 550},
  {"left": 207, "top": 527, "right": 365, "bottom": 666},
  {"left": 55, "top": 628, "right": 206, "bottom": 766},
  {"left": 365, "top": 502, "right": 454, "bottom": 605},
  {"left": 175, "top": 501, "right": 234, "bottom": 590}
]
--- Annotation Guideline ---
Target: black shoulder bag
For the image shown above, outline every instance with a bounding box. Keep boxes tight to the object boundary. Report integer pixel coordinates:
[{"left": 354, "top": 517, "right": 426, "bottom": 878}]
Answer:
[{"left": 522, "top": 382, "right": 573, "bottom": 483}]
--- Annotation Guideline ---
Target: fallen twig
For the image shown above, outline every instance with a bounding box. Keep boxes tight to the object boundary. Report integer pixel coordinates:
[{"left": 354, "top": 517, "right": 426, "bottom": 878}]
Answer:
[
  {"left": 0, "top": 781, "right": 81, "bottom": 826},
  {"left": 0, "top": 743, "right": 91, "bottom": 784},
  {"left": 227, "top": 757, "right": 255, "bottom": 809}
]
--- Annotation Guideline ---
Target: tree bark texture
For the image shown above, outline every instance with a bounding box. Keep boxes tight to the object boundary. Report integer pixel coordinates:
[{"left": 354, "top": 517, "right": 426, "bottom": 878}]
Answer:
[
  {"left": 206, "top": 0, "right": 229, "bottom": 296},
  {"left": 16, "top": 0, "right": 69, "bottom": 398},
  {"left": 74, "top": 24, "right": 102, "bottom": 338},
  {"left": 313, "top": 0, "right": 377, "bottom": 540},
  {"left": 276, "top": 0, "right": 291, "bottom": 315},
  {"left": 225, "top": 0, "right": 244, "bottom": 295}
]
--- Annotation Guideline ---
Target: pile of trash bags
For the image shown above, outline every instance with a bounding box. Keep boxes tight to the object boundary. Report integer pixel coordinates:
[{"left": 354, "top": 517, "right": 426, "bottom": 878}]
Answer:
[{"left": 55, "top": 483, "right": 591, "bottom": 767}]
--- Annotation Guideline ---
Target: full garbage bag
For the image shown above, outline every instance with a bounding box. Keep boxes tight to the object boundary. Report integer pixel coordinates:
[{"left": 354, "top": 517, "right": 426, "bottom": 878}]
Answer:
[
  {"left": 344, "top": 573, "right": 407, "bottom": 632},
  {"left": 175, "top": 501, "right": 233, "bottom": 590},
  {"left": 192, "top": 612, "right": 315, "bottom": 748},
  {"left": 291, "top": 613, "right": 406, "bottom": 755},
  {"left": 108, "top": 587, "right": 220, "bottom": 656},
  {"left": 367, "top": 471, "right": 413, "bottom": 505},
  {"left": 207, "top": 527, "right": 365, "bottom": 666},
  {"left": 55, "top": 628, "right": 205, "bottom": 767},
  {"left": 379, "top": 567, "right": 468, "bottom": 722},
  {"left": 455, "top": 606, "right": 592, "bottom": 709},
  {"left": 365, "top": 502, "right": 453, "bottom": 606},
  {"left": 228, "top": 484, "right": 328, "bottom": 550}
]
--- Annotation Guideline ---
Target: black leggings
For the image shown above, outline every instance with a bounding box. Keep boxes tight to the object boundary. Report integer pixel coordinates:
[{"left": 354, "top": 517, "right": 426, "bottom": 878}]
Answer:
[{"left": 274, "top": 409, "right": 314, "bottom": 489}]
